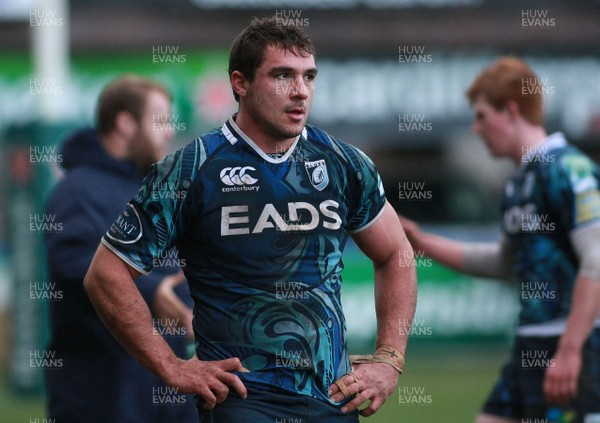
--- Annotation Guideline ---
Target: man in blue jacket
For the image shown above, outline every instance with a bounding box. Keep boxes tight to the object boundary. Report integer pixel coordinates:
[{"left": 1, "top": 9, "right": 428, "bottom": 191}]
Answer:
[{"left": 44, "top": 75, "right": 197, "bottom": 422}]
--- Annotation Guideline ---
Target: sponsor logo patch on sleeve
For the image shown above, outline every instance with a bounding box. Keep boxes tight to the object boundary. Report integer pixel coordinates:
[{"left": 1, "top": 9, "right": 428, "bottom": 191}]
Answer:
[{"left": 105, "top": 203, "right": 143, "bottom": 244}]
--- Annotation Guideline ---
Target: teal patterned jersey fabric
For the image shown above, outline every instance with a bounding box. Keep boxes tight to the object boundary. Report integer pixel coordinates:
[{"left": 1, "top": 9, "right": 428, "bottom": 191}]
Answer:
[
  {"left": 102, "top": 117, "right": 386, "bottom": 403},
  {"left": 501, "top": 133, "right": 600, "bottom": 326}
]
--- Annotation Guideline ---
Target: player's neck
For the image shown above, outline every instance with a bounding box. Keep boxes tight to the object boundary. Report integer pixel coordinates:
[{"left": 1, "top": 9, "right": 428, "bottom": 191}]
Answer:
[
  {"left": 233, "top": 112, "right": 296, "bottom": 154},
  {"left": 514, "top": 125, "right": 548, "bottom": 164}
]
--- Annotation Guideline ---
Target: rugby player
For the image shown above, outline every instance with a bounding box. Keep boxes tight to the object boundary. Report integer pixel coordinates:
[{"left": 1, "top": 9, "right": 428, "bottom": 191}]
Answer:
[
  {"left": 84, "top": 17, "right": 417, "bottom": 422},
  {"left": 401, "top": 57, "right": 600, "bottom": 423}
]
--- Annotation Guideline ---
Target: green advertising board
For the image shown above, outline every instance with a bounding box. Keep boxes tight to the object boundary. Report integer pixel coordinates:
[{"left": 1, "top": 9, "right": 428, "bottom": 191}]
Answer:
[{"left": 341, "top": 241, "right": 519, "bottom": 351}]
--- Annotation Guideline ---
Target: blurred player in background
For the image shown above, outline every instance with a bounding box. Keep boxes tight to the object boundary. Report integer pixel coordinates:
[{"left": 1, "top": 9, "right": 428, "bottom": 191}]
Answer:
[
  {"left": 44, "top": 75, "right": 197, "bottom": 423},
  {"left": 84, "top": 17, "right": 417, "bottom": 422},
  {"left": 401, "top": 57, "right": 600, "bottom": 423}
]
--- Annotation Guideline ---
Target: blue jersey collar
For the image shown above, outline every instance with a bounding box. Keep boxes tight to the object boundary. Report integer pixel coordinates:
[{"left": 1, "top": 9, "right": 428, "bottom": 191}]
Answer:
[
  {"left": 222, "top": 115, "right": 307, "bottom": 164},
  {"left": 519, "top": 132, "right": 567, "bottom": 169}
]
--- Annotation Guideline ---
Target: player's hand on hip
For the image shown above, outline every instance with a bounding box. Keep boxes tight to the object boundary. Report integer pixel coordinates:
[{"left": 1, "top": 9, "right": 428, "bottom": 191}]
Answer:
[
  {"left": 543, "top": 347, "right": 582, "bottom": 405},
  {"left": 164, "top": 356, "right": 250, "bottom": 409},
  {"left": 328, "top": 362, "right": 399, "bottom": 417}
]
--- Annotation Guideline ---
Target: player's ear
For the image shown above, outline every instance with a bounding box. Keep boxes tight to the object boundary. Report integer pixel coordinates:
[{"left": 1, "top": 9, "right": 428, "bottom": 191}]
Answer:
[
  {"left": 115, "top": 110, "right": 138, "bottom": 139},
  {"left": 505, "top": 100, "right": 521, "bottom": 121},
  {"left": 230, "top": 70, "right": 249, "bottom": 99}
]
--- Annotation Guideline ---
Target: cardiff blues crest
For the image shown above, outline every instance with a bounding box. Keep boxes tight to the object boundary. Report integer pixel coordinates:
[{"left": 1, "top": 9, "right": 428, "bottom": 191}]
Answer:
[{"left": 304, "top": 159, "right": 329, "bottom": 191}]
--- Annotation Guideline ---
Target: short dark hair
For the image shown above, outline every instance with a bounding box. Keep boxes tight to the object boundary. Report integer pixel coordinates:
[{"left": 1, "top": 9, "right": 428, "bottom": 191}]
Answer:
[
  {"left": 228, "top": 16, "right": 316, "bottom": 102},
  {"left": 96, "top": 74, "right": 171, "bottom": 136},
  {"left": 466, "top": 57, "right": 544, "bottom": 126}
]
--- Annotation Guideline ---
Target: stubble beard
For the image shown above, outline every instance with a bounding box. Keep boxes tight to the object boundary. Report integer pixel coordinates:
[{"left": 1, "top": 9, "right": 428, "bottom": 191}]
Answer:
[
  {"left": 131, "top": 129, "right": 160, "bottom": 172},
  {"left": 247, "top": 89, "right": 307, "bottom": 142}
]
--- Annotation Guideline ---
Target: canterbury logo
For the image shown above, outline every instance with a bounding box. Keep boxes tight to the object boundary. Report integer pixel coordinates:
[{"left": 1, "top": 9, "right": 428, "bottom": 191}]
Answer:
[{"left": 220, "top": 166, "right": 258, "bottom": 186}]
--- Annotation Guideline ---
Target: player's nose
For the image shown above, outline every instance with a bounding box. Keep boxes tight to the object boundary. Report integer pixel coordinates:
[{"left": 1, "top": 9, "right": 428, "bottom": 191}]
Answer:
[{"left": 290, "top": 77, "right": 309, "bottom": 99}]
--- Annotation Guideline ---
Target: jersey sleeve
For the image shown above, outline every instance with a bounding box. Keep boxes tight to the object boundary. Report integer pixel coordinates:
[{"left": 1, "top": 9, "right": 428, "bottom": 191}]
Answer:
[
  {"left": 344, "top": 145, "right": 387, "bottom": 233},
  {"left": 550, "top": 151, "right": 600, "bottom": 231},
  {"left": 101, "top": 141, "right": 201, "bottom": 274}
]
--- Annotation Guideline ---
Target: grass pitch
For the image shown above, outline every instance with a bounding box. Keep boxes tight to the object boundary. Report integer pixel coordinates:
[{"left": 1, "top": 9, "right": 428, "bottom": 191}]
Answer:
[
  {"left": 0, "top": 340, "right": 508, "bottom": 423},
  {"left": 361, "top": 341, "right": 508, "bottom": 423}
]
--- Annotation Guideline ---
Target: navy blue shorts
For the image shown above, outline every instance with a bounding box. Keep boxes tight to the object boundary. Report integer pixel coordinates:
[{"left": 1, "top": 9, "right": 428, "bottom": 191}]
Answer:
[
  {"left": 195, "top": 387, "right": 359, "bottom": 423},
  {"left": 482, "top": 328, "right": 600, "bottom": 423}
]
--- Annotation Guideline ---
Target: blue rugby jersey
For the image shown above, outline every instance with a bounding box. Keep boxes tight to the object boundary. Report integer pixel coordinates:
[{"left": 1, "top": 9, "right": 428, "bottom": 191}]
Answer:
[
  {"left": 102, "top": 116, "right": 386, "bottom": 403},
  {"left": 501, "top": 133, "right": 600, "bottom": 328}
]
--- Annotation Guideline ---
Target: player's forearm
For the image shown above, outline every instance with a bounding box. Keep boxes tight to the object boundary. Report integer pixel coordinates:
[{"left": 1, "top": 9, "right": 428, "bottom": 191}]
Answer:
[
  {"left": 411, "top": 231, "right": 465, "bottom": 272},
  {"left": 84, "top": 245, "right": 180, "bottom": 382},
  {"left": 557, "top": 275, "right": 600, "bottom": 353},
  {"left": 559, "top": 226, "right": 600, "bottom": 351},
  {"left": 354, "top": 204, "right": 417, "bottom": 353},
  {"left": 416, "top": 233, "right": 512, "bottom": 280},
  {"left": 154, "top": 272, "right": 193, "bottom": 329},
  {"left": 374, "top": 239, "right": 417, "bottom": 354}
]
